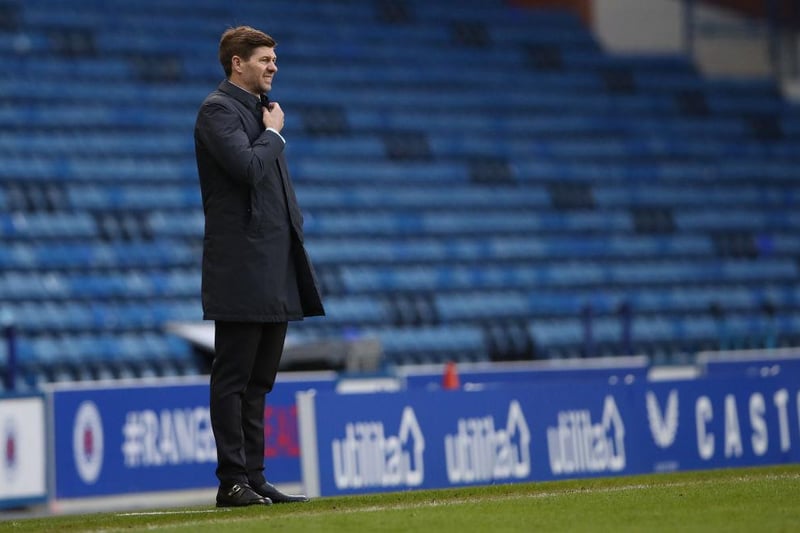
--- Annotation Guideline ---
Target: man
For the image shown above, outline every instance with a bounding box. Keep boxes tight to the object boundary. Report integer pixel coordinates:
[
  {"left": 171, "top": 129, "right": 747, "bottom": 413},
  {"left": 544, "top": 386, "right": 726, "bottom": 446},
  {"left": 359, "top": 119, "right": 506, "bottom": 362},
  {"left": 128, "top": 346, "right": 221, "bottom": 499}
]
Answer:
[{"left": 194, "top": 26, "right": 325, "bottom": 508}]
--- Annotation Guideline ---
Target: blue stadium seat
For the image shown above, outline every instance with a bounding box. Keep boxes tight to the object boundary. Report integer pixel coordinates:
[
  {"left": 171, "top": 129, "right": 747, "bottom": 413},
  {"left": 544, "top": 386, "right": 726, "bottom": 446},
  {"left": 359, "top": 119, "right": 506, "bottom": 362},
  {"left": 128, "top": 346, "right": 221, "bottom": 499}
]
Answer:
[
  {"left": 375, "top": 325, "right": 486, "bottom": 365},
  {"left": 1, "top": 0, "right": 798, "bottom": 374}
]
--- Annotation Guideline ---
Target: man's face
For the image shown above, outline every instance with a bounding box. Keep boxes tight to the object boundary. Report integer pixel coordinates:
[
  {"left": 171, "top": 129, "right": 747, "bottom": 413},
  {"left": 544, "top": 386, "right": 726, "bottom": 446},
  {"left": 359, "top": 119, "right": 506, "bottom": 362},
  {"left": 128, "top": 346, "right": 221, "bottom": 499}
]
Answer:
[{"left": 234, "top": 46, "right": 277, "bottom": 94}]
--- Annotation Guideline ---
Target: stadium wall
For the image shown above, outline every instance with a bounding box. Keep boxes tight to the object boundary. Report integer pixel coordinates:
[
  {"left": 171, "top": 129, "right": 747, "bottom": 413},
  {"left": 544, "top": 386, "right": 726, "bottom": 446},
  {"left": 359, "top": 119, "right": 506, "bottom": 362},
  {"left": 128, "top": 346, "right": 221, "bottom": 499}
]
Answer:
[
  {"left": 515, "top": 0, "right": 774, "bottom": 77},
  {"left": 592, "top": 0, "right": 772, "bottom": 77},
  {"left": 2, "top": 352, "right": 800, "bottom": 510},
  {"left": 297, "top": 351, "right": 800, "bottom": 497}
]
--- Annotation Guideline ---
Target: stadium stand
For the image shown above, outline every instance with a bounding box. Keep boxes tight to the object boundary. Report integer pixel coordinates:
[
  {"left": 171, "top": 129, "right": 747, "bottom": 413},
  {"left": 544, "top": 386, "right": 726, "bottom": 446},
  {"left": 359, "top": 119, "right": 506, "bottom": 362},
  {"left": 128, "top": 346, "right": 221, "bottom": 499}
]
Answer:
[{"left": 1, "top": 0, "right": 799, "bottom": 388}]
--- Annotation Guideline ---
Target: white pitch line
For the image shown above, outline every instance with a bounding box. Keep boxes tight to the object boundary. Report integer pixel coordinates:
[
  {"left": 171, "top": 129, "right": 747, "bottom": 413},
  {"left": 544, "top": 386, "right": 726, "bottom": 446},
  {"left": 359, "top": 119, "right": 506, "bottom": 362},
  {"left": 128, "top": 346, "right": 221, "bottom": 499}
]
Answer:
[
  {"left": 116, "top": 509, "right": 229, "bottom": 517},
  {"left": 93, "top": 472, "right": 800, "bottom": 531}
]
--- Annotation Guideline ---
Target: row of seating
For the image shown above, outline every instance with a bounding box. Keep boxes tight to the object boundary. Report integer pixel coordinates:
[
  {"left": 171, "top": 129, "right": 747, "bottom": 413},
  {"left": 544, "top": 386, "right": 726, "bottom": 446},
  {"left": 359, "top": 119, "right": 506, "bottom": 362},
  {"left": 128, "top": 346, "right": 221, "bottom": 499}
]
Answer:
[
  {"left": 297, "top": 184, "right": 797, "bottom": 209},
  {"left": 321, "top": 310, "right": 794, "bottom": 364},
  {"left": 4, "top": 67, "right": 782, "bottom": 106},
  {"left": 307, "top": 235, "right": 718, "bottom": 264},
  {"left": 2, "top": 132, "right": 799, "bottom": 165},
  {"left": 2, "top": 157, "right": 797, "bottom": 184},
  {"left": 300, "top": 210, "right": 800, "bottom": 235},
  {"left": 529, "top": 313, "right": 793, "bottom": 347},
  {"left": 1, "top": 151, "right": 798, "bottom": 180},
  {"left": 3, "top": 117, "right": 788, "bottom": 158},
  {"left": 432, "top": 286, "right": 797, "bottom": 320},
  {"left": 3, "top": 270, "right": 797, "bottom": 311},
  {"left": 0, "top": 157, "right": 196, "bottom": 181},
  {"left": 1, "top": 0, "right": 798, "bottom": 377},
  {"left": 2, "top": 83, "right": 795, "bottom": 116},
  {"left": 5, "top": 303, "right": 794, "bottom": 375},
  {"left": 0, "top": 212, "right": 97, "bottom": 239},
  {"left": 0, "top": 96, "right": 782, "bottom": 136},
  {"left": 2, "top": 181, "right": 798, "bottom": 213},
  {"left": 0, "top": 241, "right": 194, "bottom": 269},
  {"left": 2, "top": 331, "right": 196, "bottom": 387},
  {"left": 3, "top": 300, "right": 200, "bottom": 331},
  {"left": 338, "top": 260, "right": 798, "bottom": 292},
  {"left": 0, "top": 269, "right": 199, "bottom": 299},
  {"left": 5, "top": 281, "right": 794, "bottom": 331},
  {"left": 6, "top": 184, "right": 795, "bottom": 215},
  {"left": 8, "top": 265, "right": 796, "bottom": 305},
  {"left": 0, "top": 238, "right": 797, "bottom": 280},
  {"left": 344, "top": 112, "right": 761, "bottom": 136},
  {"left": 0, "top": 133, "right": 193, "bottom": 156}
]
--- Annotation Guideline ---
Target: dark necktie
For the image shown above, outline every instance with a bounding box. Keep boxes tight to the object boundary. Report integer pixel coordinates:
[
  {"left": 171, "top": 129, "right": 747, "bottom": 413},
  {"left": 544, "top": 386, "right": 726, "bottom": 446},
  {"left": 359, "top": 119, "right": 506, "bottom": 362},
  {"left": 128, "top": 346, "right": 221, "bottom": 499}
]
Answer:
[{"left": 256, "top": 95, "right": 269, "bottom": 128}]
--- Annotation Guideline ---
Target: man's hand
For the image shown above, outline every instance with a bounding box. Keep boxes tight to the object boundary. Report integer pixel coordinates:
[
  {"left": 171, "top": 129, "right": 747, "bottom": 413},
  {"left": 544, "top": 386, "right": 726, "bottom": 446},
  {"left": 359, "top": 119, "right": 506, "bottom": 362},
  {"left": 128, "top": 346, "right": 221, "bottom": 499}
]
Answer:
[{"left": 262, "top": 102, "right": 285, "bottom": 132}]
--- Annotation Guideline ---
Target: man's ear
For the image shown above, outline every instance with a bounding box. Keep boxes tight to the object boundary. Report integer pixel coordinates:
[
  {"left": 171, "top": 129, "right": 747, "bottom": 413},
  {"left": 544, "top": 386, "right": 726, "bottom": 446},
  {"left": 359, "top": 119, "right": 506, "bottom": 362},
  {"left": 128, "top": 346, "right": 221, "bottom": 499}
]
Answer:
[{"left": 232, "top": 55, "right": 242, "bottom": 73}]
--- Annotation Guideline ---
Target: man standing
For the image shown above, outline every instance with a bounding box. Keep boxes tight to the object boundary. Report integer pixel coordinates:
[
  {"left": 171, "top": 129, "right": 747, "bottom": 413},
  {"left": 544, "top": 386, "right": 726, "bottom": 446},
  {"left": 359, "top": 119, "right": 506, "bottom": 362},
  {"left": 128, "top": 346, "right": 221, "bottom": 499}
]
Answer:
[{"left": 194, "top": 26, "right": 325, "bottom": 507}]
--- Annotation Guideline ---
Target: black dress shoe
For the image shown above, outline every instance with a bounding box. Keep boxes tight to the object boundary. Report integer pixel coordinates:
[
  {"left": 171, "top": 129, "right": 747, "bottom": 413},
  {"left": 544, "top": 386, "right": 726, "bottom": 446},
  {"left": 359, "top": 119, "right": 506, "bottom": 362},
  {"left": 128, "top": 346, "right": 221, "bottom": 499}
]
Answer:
[
  {"left": 216, "top": 483, "right": 273, "bottom": 507},
  {"left": 251, "top": 481, "right": 309, "bottom": 503}
]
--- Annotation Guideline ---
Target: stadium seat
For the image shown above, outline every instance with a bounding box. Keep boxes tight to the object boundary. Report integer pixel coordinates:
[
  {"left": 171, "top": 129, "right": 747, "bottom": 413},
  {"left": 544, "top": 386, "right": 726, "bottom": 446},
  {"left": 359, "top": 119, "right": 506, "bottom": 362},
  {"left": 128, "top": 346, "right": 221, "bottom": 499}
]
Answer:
[{"left": 0, "top": 0, "right": 798, "bottom": 378}]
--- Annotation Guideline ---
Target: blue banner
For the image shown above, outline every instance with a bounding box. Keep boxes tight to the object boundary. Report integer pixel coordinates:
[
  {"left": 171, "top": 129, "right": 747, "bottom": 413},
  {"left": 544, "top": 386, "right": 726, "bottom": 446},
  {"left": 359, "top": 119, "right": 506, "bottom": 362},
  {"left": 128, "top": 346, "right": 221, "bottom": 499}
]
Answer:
[
  {"left": 640, "top": 376, "right": 800, "bottom": 472},
  {"left": 51, "top": 373, "right": 336, "bottom": 499},
  {"left": 298, "top": 380, "right": 638, "bottom": 497},
  {"left": 297, "top": 373, "right": 800, "bottom": 497},
  {"left": 52, "top": 381, "right": 213, "bottom": 498}
]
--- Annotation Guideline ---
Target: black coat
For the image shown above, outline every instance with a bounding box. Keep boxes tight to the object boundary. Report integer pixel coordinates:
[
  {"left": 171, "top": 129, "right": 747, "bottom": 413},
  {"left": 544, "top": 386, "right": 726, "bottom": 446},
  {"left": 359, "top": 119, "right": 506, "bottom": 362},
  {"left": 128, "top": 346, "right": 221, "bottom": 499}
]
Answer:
[{"left": 194, "top": 80, "right": 324, "bottom": 322}]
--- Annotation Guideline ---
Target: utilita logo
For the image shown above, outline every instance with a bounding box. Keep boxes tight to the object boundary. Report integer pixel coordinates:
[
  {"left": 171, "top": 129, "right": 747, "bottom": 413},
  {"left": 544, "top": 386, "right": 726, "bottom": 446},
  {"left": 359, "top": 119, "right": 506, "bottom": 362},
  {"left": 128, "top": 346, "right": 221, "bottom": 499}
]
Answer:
[
  {"left": 546, "top": 396, "right": 626, "bottom": 475},
  {"left": 331, "top": 407, "right": 425, "bottom": 490},
  {"left": 444, "top": 401, "right": 531, "bottom": 484}
]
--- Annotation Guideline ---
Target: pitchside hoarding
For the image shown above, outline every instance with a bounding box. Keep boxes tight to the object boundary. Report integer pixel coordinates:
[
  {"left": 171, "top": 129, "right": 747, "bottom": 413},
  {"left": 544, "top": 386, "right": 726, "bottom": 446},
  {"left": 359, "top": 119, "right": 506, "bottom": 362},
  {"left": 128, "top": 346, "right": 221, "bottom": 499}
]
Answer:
[
  {"left": 641, "top": 376, "right": 800, "bottom": 472},
  {"left": 49, "top": 373, "right": 336, "bottom": 499},
  {"left": 44, "top": 353, "right": 800, "bottom": 500},
  {"left": 0, "top": 395, "right": 47, "bottom": 508},
  {"left": 297, "top": 373, "right": 800, "bottom": 497}
]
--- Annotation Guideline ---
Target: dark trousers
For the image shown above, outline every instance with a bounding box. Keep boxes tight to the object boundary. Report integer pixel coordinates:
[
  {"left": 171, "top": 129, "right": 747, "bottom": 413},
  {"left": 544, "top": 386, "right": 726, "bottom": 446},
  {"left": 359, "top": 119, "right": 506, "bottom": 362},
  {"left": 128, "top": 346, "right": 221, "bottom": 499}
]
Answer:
[{"left": 210, "top": 320, "right": 288, "bottom": 487}]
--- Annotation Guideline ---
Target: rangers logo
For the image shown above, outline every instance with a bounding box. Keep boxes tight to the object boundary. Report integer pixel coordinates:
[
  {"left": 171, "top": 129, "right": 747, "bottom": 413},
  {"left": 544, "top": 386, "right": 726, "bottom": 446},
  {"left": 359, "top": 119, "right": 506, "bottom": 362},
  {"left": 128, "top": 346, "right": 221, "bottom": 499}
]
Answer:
[
  {"left": 73, "top": 401, "right": 104, "bottom": 484},
  {"left": 3, "top": 419, "right": 18, "bottom": 481}
]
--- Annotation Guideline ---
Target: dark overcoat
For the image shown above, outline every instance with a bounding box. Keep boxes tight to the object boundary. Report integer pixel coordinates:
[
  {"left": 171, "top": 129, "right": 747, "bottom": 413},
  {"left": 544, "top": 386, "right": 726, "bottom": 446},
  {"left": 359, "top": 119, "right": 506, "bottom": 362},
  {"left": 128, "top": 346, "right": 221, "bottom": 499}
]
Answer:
[{"left": 194, "top": 80, "right": 324, "bottom": 322}]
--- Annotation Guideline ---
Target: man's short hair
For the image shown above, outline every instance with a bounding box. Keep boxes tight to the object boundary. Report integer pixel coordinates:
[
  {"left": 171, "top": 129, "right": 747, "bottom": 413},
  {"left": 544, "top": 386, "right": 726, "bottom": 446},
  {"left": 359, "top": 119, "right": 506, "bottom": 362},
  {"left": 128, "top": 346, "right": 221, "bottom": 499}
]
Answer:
[{"left": 219, "top": 26, "right": 277, "bottom": 78}]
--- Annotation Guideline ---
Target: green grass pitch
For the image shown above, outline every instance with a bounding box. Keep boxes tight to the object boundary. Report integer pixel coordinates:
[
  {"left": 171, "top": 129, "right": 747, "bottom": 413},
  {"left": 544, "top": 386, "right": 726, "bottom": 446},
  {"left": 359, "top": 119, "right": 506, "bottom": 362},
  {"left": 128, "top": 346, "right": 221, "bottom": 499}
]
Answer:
[{"left": 3, "top": 464, "right": 799, "bottom": 532}]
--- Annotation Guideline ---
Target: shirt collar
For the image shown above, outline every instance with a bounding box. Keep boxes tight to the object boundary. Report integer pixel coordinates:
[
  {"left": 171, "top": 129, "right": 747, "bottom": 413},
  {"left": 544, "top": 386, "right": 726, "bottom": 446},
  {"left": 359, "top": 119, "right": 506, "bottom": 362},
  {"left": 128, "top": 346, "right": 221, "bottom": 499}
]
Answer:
[{"left": 218, "top": 79, "right": 264, "bottom": 112}]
